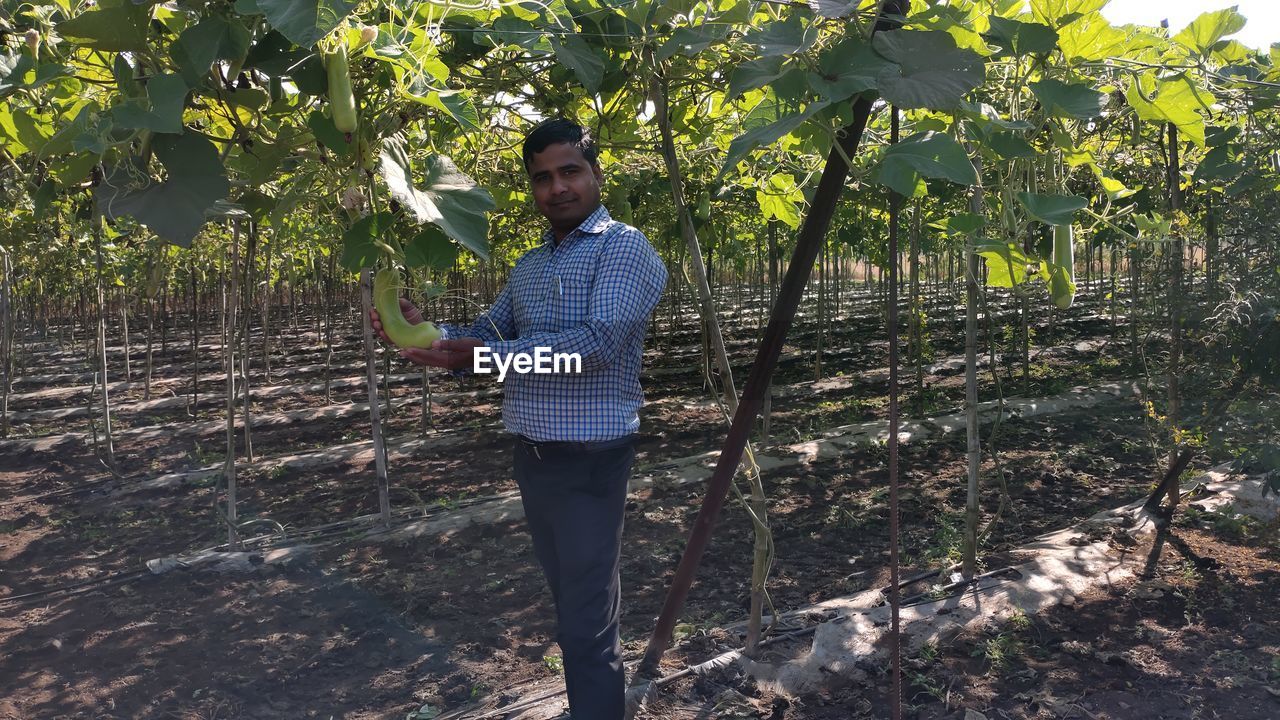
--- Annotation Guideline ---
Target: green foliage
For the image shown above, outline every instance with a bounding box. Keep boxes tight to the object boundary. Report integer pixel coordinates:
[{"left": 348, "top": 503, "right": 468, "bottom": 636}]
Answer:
[
  {"left": 97, "top": 132, "right": 232, "bottom": 247},
  {"left": 1016, "top": 192, "right": 1088, "bottom": 226},
  {"left": 258, "top": 0, "right": 356, "bottom": 47},
  {"left": 378, "top": 136, "right": 494, "bottom": 259},
  {"left": 876, "top": 131, "right": 978, "bottom": 198},
  {"left": 1029, "top": 78, "right": 1108, "bottom": 119},
  {"left": 872, "top": 30, "right": 986, "bottom": 110}
]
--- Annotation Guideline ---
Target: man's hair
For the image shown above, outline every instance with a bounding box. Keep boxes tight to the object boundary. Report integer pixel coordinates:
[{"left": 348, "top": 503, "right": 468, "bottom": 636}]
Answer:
[{"left": 522, "top": 119, "right": 599, "bottom": 171}]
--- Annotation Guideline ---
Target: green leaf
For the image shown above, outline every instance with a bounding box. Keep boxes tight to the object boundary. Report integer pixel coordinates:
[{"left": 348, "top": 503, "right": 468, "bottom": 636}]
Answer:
[
  {"left": 727, "top": 56, "right": 785, "bottom": 100},
  {"left": 57, "top": 6, "right": 151, "bottom": 53},
  {"left": 873, "top": 30, "right": 986, "bottom": 110},
  {"left": 1193, "top": 144, "right": 1242, "bottom": 183},
  {"left": 719, "top": 102, "right": 829, "bottom": 177},
  {"left": 1136, "top": 212, "right": 1171, "bottom": 239},
  {"left": 747, "top": 15, "right": 817, "bottom": 57},
  {"left": 958, "top": 102, "right": 1035, "bottom": 131},
  {"left": 1029, "top": 78, "right": 1107, "bottom": 119},
  {"left": 111, "top": 74, "right": 187, "bottom": 134},
  {"left": 1225, "top": 173, "right": 1263, "bottom": 197},
  {"left": 656, "top": 26, "right": 722, "bottom": 61},
  {"left": 340, "top": 212, "right": 393, "bottom": 272},
  {"left": 243, "top": 30, "right": 307, "bottom": 78},
  {"left": 1028, "top": 0, "right": 1107, "bottom": 28},
  {"left": 258, "top": 0, "right": 356, "bottom": 48},
  {"left": 985, "top": 130, "right": 1035, "bottom": 158},
  {"left": 33, "top": 180, "right": 56, "bottom": 220},
  {"left": 223, "top": 87, "right": 270, "bottom": 110},
  {"left": 755, "top": 173, "right": 804, "bottom": 230},
  {"left": 172, "top": 16, "right": 252, "bottom": 88},
  {"left": 1210, "top": 39, "right": 1252, "bottom": 65},
  {"left": 230, "top": 139, "right": 288, "bottom": 185},
  {"left": 931, "top": 212, "right": 986, "bottom": 236},
  {"left": 65, "top": 104, "right": 114, "bottom": 156},
  {"left": 808, "top": 36, "right": 891, "bottom": 103},
  {"left": 875, "top": 131, "right": 978, "bottom": 197},
  {"left": 98, "top": 132, "right": 231, "bottom": 247},
  {"left": 1096, "top": 174, "right": 1136, "bottom": 201},
  {"left": 1126, "top": 73, "right": 1214, "bottom": 146},
  {"left": 985, "top": 17, "right": 1059, "bottom": 56},
  {"left": 307, "top": 110, "right": 353, "bottom": 156},
  {"left": 1173, "top": 7, "right": 1247, "bottom": 55},
  {"left": 6, "top": 108, "right": 56, "bottom": 157},
  {"left": 378, "top": 135, "right": 494, "bottom": 259},
  {"left": 50, "top": 152, "right": 99, "bottom": 189},
  {"left": 1016, "top": 192, "right": 1087, "bottom": 225},
  {"left": 976, "top": 241, "right": 1037, "bottom": 287},
  {"left": 404, "top": 224, "right": 459, "bottom": 270},
  {"left": 425, "top": 89, "right": 481, "bottom": 132},
  {"left": 550, "top": 34, "right": 605, "bottom": 94},
  {"left": 1056, "top": 14, "right": 1130, "bottom": 61},
  {"left": 0, "top": 50, "right": 34, "bottom": 96}
]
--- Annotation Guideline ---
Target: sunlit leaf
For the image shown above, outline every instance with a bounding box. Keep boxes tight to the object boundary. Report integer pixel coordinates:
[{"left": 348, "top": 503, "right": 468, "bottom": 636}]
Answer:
[
  {"left": 1126, "top": 73, "right": 1214, "bottom": 146},
  {"left": 755, "top": 173, "right": 804, "bottom": 229},
  {"left": 1173, "top": 7, "right": 1247, "bottom": 56},
  {"left": 976, "top": 241, "right": 1037, "bottom": 287},
  {"left": 1028, "top": 0, "right": 1107, "bottom": 28},
  {"left": 1056, "top": 13, "right": 1130, "bottom": 61}
]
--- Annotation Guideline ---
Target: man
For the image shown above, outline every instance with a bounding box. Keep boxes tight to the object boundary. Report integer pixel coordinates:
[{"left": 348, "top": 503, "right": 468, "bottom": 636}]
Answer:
[{"left": 372, "top": 119, "right": 667, "bottom": 719}]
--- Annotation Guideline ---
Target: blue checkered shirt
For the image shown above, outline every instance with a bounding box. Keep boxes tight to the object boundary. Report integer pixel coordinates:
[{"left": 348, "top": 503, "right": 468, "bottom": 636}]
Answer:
[{"left": 440, "top": 205, "right": 668, "bottom": 442}]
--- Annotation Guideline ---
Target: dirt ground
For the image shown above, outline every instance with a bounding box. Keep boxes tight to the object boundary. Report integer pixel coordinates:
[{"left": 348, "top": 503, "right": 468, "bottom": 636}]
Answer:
[{"left": 2, "top": 288, "right": 1278, "bottom": 719}]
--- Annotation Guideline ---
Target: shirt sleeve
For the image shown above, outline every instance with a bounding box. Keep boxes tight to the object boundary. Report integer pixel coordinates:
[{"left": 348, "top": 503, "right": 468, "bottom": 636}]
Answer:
[
  {"left": 484, "top": 229, "right": 667, "bottom": 371},
  {"left": 438, "top": 280, "right": 517, "bottom": 344}
]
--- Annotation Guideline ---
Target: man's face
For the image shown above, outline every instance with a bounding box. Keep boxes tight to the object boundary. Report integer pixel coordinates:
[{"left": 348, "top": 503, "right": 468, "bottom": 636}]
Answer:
[{"left": 527, "top": 141, "right": 604, "bottom": 236}]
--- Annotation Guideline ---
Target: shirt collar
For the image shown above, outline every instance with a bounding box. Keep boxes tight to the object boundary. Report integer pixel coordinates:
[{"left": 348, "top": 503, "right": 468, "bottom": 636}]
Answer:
[{"left": 542, "top": 204, "right": 613, "bottom": 247}]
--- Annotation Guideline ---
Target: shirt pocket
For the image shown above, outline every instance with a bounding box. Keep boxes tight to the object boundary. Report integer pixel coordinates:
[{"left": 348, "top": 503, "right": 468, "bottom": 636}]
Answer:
[{"left": 553, "top": 277, "right": 592, "bottom": 330}]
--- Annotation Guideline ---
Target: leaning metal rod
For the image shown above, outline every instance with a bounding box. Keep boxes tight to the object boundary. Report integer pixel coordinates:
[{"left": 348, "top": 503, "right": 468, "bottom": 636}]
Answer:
[
  {"left": 630, "top": 0, "right": 907, "bottom": 691},
  {"left": 887, "top": 105, "right": 904, "bottom": 720}
]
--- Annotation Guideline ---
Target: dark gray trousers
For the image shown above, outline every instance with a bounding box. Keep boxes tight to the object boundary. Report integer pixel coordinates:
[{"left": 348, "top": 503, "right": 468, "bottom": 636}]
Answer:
[{"left": 513, "top": 439, "right": 634, "bottom": 720}]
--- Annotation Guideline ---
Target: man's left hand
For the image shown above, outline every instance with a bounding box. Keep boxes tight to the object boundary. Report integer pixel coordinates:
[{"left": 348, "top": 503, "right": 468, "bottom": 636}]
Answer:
[{"left": 400, "top": 337, "right": 485, "bottom": 370}]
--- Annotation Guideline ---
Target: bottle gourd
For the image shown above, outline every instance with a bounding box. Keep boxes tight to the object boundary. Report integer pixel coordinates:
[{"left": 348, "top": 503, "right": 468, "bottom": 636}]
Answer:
[{"left": 373, "top": 269, "right": 442, "bottom": 349}]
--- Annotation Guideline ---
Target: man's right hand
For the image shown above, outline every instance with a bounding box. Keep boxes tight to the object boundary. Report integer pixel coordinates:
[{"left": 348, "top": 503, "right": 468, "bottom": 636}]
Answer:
[{"left": 370, "top": 297, "right": 424, "bottom": 345}]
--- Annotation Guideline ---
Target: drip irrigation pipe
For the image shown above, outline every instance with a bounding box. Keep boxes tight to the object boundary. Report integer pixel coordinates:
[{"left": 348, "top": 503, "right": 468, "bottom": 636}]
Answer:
[{"left": 443, "top": 564, "right": 1024, "bottom": 720}]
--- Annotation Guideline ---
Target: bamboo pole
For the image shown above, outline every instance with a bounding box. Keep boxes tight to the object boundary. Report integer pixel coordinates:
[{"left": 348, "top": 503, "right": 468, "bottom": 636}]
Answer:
[
  {"left": 359, "top": 268, "right": 392, "bottom": 526},
  {"left": 627, "top": 2, "right": 902, "bottom": 695}
]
